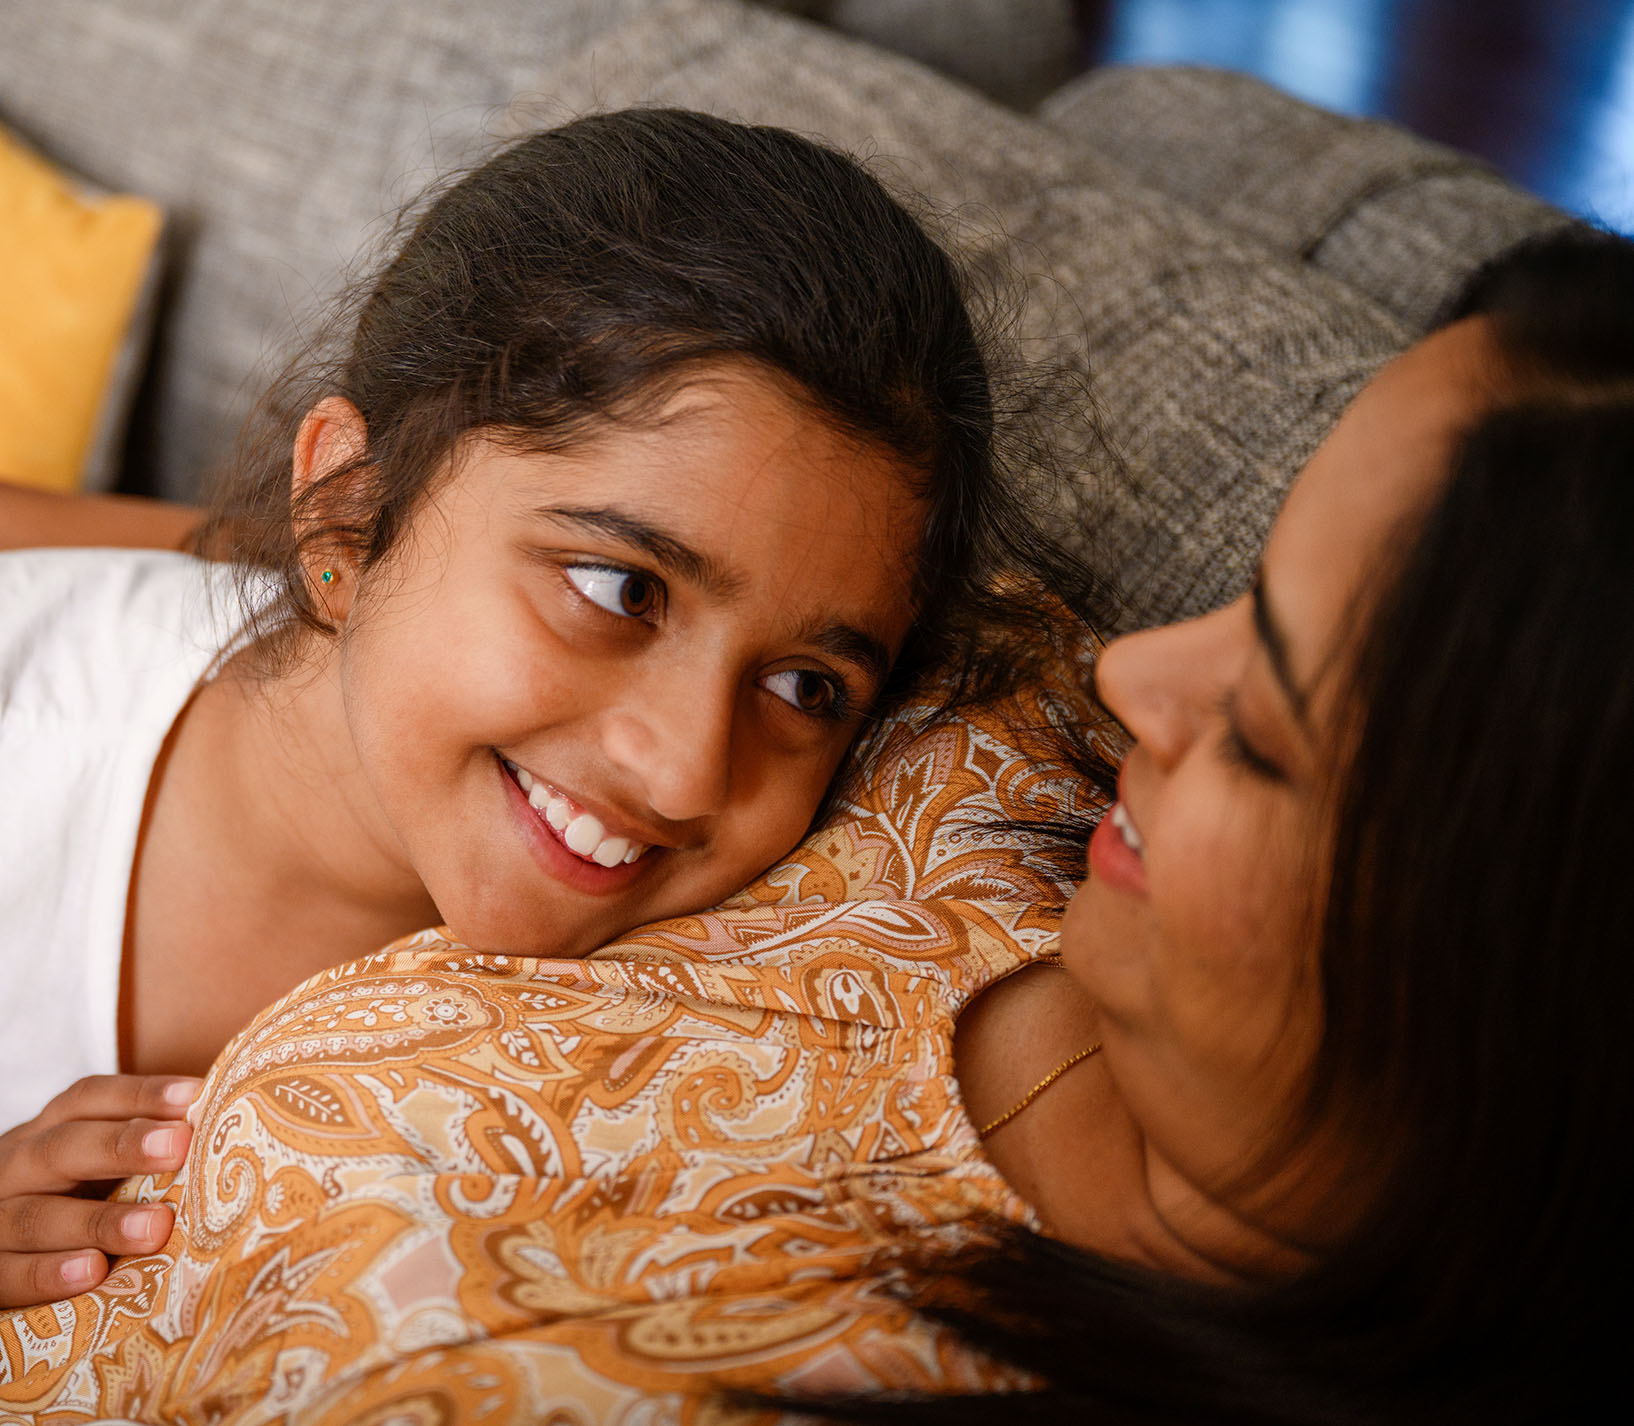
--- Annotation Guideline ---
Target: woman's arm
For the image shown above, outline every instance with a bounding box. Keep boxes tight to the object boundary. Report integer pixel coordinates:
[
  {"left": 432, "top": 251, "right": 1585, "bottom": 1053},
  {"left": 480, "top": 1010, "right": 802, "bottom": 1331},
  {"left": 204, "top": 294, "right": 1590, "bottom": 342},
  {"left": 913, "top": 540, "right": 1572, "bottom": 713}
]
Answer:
[{"left": 0, "top": 480, "right": 202, "bottom": 553}]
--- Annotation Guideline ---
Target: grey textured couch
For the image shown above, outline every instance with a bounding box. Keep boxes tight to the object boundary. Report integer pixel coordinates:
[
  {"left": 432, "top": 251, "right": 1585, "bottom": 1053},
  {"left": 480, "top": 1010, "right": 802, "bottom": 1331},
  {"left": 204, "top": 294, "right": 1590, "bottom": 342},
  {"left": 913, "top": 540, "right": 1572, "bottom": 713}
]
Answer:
[{"left": 0, "top": 0, "right": 1568, "bottom": 629}]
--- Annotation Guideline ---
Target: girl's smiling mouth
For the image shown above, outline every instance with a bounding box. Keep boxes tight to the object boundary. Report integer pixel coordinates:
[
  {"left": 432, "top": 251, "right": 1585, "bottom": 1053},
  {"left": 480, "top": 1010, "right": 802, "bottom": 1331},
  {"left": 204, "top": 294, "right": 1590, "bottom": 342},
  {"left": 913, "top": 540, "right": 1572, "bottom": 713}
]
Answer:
[{"left": 497, "top": 756, "right": 657, "bottom": 881}]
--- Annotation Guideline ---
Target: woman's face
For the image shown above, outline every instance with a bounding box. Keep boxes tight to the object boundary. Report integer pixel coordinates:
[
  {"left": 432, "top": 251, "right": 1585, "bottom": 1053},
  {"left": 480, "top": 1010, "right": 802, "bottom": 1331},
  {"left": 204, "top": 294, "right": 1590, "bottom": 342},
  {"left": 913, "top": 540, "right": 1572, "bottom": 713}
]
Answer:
[
  {"left": 1060, "top": 319, "right": 1500, "bottom": 1250},
  {"left": 305, "top": 363, "right": 924, "bottom": 955}
]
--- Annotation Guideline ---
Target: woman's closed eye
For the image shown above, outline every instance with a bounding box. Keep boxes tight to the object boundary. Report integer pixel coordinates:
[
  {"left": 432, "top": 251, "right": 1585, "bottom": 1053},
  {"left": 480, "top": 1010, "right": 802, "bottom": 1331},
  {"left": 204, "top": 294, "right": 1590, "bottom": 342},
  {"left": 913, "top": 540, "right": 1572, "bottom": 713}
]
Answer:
[
  {"left": 1218, "top": 692, "right": 1286, "bottom": 782},
  {"left": 564, "top": 563, "right": 662, "bottom": 620},
  {"left": 761, "top": 668, "right": 851, "bottom": 722}
]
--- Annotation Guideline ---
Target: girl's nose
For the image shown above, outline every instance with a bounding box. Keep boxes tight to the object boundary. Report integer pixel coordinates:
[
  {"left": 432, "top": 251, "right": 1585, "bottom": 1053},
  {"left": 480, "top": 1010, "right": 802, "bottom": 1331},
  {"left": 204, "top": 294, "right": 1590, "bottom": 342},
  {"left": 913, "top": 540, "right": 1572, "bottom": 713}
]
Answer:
[
  {"left": 1094, "top": 600, "right": 1244, "bottom": 767},
  {"left": 600, "top": 670, "right": 735, "bottom": 825}
]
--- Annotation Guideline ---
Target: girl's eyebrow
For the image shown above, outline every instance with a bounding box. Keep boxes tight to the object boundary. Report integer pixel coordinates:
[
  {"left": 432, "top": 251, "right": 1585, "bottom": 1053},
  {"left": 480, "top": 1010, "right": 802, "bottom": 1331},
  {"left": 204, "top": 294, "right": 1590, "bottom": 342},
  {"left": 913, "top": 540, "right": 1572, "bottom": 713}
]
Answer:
[
  {"left": 531, "top": 504, "right": 744, "bottom": 597},
  {"left": 1252, "top": 575, "right": 1310, "bottom": 724},
  {"left": 801, "top": 621, "right": 893, "bottom": 692}
]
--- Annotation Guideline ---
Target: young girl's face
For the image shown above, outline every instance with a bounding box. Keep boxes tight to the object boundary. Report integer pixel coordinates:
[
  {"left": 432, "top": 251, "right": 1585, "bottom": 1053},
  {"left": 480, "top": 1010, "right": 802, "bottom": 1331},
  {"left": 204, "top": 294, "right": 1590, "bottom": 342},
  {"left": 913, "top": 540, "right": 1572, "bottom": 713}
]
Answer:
[{"left": 307, "top": 363, "right": 924, "bottom": 956}]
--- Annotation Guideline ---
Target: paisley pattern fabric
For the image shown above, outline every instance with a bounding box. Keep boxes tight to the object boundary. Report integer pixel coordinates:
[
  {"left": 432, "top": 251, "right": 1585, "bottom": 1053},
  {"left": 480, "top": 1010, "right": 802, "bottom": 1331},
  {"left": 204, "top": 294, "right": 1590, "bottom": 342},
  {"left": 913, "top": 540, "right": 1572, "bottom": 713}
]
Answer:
[{"left": 0, "top": 666, "right": 1105, "bottom": 1424}]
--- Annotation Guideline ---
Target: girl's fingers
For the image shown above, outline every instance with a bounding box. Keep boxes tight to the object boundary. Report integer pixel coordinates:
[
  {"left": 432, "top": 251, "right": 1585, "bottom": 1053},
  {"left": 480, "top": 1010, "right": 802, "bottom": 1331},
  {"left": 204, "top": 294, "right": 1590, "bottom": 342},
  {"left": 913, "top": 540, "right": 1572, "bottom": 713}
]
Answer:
[
  {"left": 0, "top": 1248, "right": 109, "bottom": 1309},
  {"left": 32, "top": 1074, "right": 204, "bottom": 1129},
  {"left": 0, "top": 1194, "right": 174, "bottom": 1256},
  {"left": 0, "top": 1077, "right": 196, "bottom": 1306},
  {"left": 0, "top": 1117, "right": 192, "bottom": 1197}
]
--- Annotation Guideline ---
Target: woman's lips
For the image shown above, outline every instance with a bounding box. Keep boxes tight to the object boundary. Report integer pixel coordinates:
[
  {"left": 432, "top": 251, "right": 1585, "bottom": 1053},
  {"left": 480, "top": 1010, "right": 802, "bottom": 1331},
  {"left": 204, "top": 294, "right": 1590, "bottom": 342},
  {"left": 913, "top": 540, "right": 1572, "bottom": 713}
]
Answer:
[
  {"left": 1087, "top": 798, "right": 1148, "bottom": 897},
  {"left": 1110, "top": 802, "right": 1143, "bottom": 853}
]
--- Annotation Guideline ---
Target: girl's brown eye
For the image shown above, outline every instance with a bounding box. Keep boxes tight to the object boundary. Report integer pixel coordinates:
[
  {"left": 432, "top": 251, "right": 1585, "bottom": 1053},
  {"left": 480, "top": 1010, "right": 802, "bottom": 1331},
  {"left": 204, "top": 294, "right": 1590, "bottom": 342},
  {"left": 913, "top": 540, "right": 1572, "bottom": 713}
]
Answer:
[
  {"left": 794, "top": 671, "right": 830, "bottom": 711},
  {"left": 564, "top": 565, "right": 663, "bottom": 621},
  {"left": 619, "top": 573, "right": 656, "bottom": 617},
  {"left": 762, "top": 669, "right": 849, "bottom": 720}
]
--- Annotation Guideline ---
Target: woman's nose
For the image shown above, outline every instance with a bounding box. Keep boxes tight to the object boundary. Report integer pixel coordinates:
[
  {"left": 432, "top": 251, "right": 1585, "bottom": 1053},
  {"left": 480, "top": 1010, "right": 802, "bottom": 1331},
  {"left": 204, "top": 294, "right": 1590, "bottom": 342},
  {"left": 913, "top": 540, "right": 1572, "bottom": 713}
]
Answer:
[
  {"left": 600, "top": 669, "right": 736, "bottom": 825},
  {"left": 1095, "top": 601, "right": 1242, "bottom": 766}
]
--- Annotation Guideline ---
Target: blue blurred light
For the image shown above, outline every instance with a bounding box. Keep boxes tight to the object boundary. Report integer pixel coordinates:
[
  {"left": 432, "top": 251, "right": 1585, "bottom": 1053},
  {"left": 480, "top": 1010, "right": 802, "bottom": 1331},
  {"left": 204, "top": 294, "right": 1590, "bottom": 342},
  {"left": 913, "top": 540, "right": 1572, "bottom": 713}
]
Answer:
[
  {"left": 1102, "top": 0, "right": 1394, "bottom": 113},
  {"left": 1569, "top": 3, "right": 1634, "bottom": 230}
]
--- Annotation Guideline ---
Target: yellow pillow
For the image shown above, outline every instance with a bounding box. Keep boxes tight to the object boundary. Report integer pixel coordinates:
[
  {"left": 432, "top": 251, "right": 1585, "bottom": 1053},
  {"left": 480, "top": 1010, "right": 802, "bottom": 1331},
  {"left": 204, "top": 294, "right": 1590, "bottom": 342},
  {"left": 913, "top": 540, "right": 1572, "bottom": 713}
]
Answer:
[{"left": 0, "top": 126, "right": 161, "bottom": 493}]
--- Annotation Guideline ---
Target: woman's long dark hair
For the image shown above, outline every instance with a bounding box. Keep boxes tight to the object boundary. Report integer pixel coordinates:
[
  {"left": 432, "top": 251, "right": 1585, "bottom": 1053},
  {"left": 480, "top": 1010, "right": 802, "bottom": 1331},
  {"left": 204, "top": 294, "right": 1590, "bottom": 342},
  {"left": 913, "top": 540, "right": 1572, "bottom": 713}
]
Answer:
[{"left": 776, "top": 229, "right": 1634, "bottom": 1423}]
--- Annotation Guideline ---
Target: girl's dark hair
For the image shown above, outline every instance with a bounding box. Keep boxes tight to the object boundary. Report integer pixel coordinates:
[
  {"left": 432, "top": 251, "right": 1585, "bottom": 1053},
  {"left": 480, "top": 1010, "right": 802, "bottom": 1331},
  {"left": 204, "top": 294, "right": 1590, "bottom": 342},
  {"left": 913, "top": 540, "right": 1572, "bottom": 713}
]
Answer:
[
  {"left": 206, "top": 108, "right": 1111, "bottom": 726},
  {"left": 784, "top": 227, "right": 1634, "bottom": 1423}
]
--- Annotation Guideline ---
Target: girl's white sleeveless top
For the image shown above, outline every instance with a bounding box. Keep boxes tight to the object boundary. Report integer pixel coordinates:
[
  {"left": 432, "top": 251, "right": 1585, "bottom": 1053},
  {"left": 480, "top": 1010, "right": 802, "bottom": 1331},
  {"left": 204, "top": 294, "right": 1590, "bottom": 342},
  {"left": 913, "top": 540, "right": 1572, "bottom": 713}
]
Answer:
[{"left": 0, "top": 547, "right": 243, "bottom": 1130}]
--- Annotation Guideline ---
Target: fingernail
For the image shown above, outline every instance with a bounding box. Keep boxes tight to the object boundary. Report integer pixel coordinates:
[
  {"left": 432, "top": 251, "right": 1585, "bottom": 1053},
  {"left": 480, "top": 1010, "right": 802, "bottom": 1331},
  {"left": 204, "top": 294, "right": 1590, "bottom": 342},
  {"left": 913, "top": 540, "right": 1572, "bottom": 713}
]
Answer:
[
  {"left": 163, "top": 1078, "right": 204, "bottom": 1109},
  {"left": 126, "top": 1207, "right": 165, "bottom": 1243},
  {"left": 143, "top": 1125, "right": 187, "bottom": 1159},
  {"left": 62, "top": 1254, "right": 99, "bottom": 1289}
]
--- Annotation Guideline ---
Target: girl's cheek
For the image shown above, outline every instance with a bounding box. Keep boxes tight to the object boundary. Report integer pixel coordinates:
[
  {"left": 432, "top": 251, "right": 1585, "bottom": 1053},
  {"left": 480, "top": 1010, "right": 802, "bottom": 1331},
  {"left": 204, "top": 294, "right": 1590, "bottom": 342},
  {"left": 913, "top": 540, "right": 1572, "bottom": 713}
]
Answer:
[{"left": 447, "top": 599, "right": 575, "bottom": 697}]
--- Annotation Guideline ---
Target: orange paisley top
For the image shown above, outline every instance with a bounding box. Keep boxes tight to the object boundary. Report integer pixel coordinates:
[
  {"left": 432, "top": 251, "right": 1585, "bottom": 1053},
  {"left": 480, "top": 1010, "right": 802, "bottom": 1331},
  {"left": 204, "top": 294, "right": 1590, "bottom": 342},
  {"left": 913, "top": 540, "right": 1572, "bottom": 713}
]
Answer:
[{"left": 0, "top": 668, "right": 1104, "bottom": 1424}]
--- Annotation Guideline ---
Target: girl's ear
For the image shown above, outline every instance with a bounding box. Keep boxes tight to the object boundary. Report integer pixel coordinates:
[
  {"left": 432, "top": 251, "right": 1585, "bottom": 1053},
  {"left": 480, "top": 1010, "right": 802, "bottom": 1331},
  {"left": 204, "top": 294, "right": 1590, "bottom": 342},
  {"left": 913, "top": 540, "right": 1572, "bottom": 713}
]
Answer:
[{"left": 292, "top": 396, "right": 369, "bottom": 624}]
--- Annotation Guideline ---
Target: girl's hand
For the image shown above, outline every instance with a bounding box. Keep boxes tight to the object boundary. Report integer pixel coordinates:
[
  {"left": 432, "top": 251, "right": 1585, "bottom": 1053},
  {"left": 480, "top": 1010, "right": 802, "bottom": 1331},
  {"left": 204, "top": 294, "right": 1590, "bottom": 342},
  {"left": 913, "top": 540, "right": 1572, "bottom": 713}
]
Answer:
[{"left": 0, "top": 1074, "right": 201, "bottom": 1306}]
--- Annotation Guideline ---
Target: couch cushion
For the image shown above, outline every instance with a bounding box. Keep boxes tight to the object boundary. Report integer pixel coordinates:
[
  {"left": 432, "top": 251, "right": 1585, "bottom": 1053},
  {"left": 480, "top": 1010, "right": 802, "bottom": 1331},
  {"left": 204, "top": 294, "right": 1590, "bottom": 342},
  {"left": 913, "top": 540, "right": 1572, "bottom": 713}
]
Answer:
[
  {"left": 0, "top": 0, "right": 665, "bottom": 500},
  {"left": 1040, "top": 65, "right": 1571, "bottom": 333},
  {"left": 0, "top": 0, "right": 1413, "bottom": 627},
  {"left": 810, "top": 0, "right": 1079, "bottom": 109},
  {"left": 491, "top": 0, "right": 1411, "bottom": 627}
]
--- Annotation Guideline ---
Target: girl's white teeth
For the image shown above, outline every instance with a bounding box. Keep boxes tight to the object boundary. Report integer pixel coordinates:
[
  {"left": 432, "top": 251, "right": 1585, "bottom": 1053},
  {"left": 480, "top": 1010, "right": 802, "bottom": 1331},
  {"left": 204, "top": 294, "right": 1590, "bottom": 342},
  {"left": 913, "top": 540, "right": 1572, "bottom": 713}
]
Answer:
[
  {"left": 1111, "top": 802, "right": 1145, "bottom": 855},
  {"left": 506, "top": 759, "right": 649, "bottom": 867},
  {"left": 591, "top": 836, "right": 630, "bottom": 868},
  {"left": 562, "top": 813, "right": 603, "bottom": 857}
]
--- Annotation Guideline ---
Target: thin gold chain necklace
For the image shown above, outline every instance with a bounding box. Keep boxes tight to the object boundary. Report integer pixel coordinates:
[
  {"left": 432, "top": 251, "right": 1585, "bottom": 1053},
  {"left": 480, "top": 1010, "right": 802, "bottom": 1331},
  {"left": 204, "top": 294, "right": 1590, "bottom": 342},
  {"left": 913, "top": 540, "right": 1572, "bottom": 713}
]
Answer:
[
  {"left": 974, "top": 960, "right": 1103, "bottom": 1139},
  {"left": 977, "top": 1039, "right": 1103, "bottom": 1138}
]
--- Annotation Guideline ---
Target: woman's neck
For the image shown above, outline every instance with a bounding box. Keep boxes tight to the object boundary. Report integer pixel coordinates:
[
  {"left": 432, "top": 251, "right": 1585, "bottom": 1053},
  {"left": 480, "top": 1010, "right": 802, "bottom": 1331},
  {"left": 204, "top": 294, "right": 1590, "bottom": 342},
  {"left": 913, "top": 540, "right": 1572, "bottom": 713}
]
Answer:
[
  {"left": 121, "top": 648, "right": 440, "bottom": 1077},
  {"left": 956, "top": 962, "right": 1320, "bottom": 1285}
]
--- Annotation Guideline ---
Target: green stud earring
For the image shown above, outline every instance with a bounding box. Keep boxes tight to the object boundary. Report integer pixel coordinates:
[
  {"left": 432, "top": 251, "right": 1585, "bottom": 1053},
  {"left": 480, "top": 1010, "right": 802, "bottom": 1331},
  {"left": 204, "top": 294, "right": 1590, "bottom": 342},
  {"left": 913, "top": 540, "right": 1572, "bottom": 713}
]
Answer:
[{"left": 320, "top": 569, "right": 335, "bottom": 584}]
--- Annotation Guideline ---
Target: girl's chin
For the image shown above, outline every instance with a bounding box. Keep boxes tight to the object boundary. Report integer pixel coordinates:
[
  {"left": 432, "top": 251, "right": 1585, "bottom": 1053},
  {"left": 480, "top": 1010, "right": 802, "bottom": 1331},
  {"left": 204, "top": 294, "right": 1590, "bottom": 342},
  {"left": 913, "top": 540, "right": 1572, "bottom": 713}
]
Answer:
[{"left": 435, "top": 904, "right": 637, "bottom": 958}]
